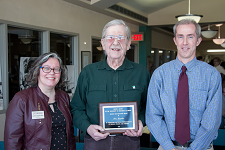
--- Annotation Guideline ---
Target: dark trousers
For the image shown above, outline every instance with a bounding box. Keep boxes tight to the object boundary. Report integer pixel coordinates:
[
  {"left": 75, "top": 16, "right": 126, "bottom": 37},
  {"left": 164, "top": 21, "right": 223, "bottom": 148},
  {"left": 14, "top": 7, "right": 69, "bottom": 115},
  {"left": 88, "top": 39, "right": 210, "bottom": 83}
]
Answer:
[{"left": 83, "top": 135, "right": 140, "bottom": 150}]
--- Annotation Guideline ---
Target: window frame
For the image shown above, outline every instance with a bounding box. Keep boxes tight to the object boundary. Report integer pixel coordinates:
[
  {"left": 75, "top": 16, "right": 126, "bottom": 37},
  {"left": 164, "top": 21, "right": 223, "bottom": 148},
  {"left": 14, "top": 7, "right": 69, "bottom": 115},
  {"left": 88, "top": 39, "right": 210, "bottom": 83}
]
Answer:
[{"left": 0, "top": 22, "right": 79, "bottom": 112}]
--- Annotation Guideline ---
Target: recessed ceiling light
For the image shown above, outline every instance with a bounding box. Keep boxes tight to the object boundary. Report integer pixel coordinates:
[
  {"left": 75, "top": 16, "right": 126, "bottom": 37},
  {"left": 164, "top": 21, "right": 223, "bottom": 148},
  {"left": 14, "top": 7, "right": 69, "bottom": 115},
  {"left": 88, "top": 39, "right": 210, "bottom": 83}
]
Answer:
[
  {"left": 151, "top": 51, "right": 163, "bottom": 53},
  {"left": 207, "top": 49, "right": 225, "bottom": 52}
]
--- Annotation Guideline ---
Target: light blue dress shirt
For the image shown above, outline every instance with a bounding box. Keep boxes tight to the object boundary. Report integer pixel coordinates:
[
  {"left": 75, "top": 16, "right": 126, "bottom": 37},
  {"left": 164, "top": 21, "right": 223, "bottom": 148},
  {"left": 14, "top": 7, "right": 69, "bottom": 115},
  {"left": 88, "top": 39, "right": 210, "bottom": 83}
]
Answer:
[{"left": 146, "top": 57, "right": 222, "bottom": 150}]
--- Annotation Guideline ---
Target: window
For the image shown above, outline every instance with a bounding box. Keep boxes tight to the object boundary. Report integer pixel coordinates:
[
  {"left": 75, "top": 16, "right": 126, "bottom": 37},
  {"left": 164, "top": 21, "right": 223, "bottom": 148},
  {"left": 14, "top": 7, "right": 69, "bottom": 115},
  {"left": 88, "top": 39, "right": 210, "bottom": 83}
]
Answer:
[
  {"left": 92, "top": 38, "right": 104, "bottom": 63},
  {"left": 8, "top": 26, "right": 41, "bottom": 100},
  {"left": 50, "top": 33, "right": 73, "bottom": 65},
  {"left": 0, "top": 23, "right": 78, "bottom": 111}
]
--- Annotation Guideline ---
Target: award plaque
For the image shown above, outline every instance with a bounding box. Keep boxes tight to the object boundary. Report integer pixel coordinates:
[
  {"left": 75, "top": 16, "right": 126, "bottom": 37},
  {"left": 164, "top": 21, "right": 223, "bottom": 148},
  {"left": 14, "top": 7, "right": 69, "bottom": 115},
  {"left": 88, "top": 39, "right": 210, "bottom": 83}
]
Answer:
[{"left": 99, "top": 101, "right": 138, "bottom": 133}]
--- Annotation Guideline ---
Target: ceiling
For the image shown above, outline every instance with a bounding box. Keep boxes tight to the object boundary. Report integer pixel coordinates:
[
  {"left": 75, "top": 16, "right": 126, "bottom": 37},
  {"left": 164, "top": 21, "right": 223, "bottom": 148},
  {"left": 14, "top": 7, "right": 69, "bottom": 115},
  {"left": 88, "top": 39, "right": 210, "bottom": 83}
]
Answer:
[
  {"left": 64, "top": 0, "right": 225, "bottom": 26},
  {"left": 63, "top": 0, "right": 225, "bottom": 39},
  {"left": 120, "top": 0, "right": 186, "bottom": 16},
  {"left": 64, "top": 0, "right": 225, "bottom": 58}
]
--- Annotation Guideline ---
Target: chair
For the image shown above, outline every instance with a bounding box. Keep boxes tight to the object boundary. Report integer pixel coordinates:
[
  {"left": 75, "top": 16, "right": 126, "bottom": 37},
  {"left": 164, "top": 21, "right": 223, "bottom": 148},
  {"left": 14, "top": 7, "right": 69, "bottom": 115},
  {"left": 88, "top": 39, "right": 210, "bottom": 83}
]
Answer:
[
  {"left": 213, "top": 129, "right": 225, "bottom": 146},
  {"left": 74, "top": 126, "right": 82, "bottom": 142},
  {"left": 0, "top": 141, "right": 4, "bottom": 150},
  {"left": 76, "top": 142, "right": 84, "bottom": 150}
]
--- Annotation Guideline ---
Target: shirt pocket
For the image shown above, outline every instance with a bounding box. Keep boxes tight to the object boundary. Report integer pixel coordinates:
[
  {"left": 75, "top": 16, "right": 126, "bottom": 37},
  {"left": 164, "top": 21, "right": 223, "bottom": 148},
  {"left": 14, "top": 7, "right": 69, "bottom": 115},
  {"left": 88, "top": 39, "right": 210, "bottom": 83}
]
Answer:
[
  {"left": 87, "top": 84, "right": 107, "bottom": 106},
  {"left": 123, "top": 84, "right": 143, "bottom": 102},
  {"left": 189, "top": 89, "right": 207, "bottom": 112}
]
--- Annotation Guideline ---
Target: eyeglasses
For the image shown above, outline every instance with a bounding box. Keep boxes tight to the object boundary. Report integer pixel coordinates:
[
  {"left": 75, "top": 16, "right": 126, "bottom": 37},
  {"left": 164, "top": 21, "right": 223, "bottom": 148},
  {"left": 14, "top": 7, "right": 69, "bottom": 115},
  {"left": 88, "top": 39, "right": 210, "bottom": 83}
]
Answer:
[
  {"left": 40, "top": 66, "right": 61, "bottom": 74},
  {"left": 104, "top": 35, "right": 127, "bottom": 43}
]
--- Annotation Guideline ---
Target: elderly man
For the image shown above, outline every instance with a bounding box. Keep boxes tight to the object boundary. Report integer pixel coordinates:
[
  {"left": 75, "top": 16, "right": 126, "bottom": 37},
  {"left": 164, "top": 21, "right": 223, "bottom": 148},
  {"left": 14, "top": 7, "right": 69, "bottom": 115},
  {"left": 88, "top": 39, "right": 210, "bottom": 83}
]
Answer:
[
  {"left": 146, "top": 19, "right": 222, "bottom": 150},
  {"left": 71, "top": 19, "right": 150, "bottom": 150}
]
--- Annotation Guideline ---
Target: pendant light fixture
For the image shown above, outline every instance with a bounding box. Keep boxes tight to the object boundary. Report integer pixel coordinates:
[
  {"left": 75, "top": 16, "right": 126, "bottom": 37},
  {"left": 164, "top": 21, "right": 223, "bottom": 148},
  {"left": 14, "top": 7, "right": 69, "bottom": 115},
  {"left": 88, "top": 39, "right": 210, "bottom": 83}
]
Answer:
[
  {"left": 18, "top": 30, "right": 35, "bottom": 44},
  {"left": 213, "top": 24, "right": 225, "bottom": 45},
  {"left": 201, "top": 25, "right": 217, "bottom": 38},
  {"left": 175, "top": 0, "right": 203, "bottom": 23},
  {"left": 221, "top": 42, "right": 225, "bottom": 48},
  {"left": 96, "top": 41, "right": 103, "bottom": 51}
]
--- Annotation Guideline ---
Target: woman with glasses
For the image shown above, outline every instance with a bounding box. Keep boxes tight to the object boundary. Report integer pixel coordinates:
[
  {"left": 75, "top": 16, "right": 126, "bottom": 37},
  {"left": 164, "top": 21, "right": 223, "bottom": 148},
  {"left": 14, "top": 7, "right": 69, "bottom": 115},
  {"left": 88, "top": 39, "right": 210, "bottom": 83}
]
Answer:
[{"left": 4, "top": 52, "right": 76, "bottom": 150}]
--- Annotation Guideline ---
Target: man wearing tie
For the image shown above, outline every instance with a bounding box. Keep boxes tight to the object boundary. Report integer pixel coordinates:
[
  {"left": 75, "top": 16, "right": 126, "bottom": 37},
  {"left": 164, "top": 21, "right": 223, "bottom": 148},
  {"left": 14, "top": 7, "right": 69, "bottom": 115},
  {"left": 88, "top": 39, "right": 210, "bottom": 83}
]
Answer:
[{"left": 146, "top": 19, "right": 222, "bottom": 150}]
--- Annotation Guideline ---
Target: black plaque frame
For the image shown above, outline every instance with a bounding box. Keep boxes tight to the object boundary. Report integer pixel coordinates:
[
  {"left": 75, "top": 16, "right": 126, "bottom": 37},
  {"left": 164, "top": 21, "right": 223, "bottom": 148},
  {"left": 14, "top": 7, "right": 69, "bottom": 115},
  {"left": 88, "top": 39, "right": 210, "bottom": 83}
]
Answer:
[{"left": 99, "top": 101, "right": 138, "bottom": 134}]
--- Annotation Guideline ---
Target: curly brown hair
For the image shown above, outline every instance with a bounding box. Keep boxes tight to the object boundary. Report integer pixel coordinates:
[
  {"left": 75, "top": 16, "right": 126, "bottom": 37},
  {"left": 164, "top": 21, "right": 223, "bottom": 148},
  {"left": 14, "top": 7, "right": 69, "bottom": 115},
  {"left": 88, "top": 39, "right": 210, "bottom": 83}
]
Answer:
[{"left": 25, "top": 52, "right": 66, "bottom": 89}]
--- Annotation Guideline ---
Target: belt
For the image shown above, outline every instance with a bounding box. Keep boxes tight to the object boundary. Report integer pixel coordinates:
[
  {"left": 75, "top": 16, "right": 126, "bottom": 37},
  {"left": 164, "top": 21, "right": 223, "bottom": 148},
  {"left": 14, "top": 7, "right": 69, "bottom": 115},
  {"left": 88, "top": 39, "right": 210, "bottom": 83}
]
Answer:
[
  {"left": 109, "top": 133, "right": 123, "bottom": 136},
  {"left": 173, "top": 141, "right": 213, "bottom": 149},
  {"left": 172, "top": 141, "right": 192, "bottom": 147}
]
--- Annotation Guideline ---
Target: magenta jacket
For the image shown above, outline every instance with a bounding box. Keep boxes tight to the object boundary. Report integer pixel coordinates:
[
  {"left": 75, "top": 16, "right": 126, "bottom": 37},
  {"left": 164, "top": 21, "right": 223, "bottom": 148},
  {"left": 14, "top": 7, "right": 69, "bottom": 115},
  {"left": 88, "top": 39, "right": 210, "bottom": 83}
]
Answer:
[{"left": 4, "top": 86, "right": 76, "bottom": 150}]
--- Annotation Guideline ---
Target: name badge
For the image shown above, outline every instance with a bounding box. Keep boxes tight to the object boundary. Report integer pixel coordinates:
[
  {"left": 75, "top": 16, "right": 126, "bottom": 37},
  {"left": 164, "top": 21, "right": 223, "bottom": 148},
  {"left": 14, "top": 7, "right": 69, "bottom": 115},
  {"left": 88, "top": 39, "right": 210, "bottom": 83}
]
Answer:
[{"left": 32, "top": 111, "right": 44, "bottom": 119}]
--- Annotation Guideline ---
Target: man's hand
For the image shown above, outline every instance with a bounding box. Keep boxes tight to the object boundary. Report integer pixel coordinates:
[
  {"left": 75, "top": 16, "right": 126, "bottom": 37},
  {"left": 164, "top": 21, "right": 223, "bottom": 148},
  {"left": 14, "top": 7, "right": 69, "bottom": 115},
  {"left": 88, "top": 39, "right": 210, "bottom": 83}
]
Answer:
[
  {"left": 123, "top": 120, "right": 143, "bottom": 137},
  {"left": 87, "top": 125, "right": 110, "bottom": 141}
]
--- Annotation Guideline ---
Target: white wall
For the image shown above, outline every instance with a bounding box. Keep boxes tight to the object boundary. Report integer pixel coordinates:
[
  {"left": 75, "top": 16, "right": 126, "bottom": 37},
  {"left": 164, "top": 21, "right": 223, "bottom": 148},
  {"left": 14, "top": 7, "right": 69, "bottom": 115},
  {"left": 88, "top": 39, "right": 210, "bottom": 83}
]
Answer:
[
  {"left": 0, "top": 113, "right": 5, "bottom": 141},
  {"left": 152, "top": 30, "right": 176, "bottom": 51},
  {"left": 147, "top": 0, "right": 225, "bottom": 26},
  {"left": 0, "top": 0, "right": 139, "bottom": 141},
  {"left": 0, "top": 0, "right": 139, "bottom": 71}
]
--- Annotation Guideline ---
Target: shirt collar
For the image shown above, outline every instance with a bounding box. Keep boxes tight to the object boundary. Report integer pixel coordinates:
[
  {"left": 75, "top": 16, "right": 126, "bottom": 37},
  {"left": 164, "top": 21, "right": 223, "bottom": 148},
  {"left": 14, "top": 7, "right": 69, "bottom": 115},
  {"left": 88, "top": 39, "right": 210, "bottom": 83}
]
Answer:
[
  {"left": 97, "top": 56, "right": 133, "bottom": 70},
  {"left": 175, "top": 57, "right": 197, "bottom": 71},
  {"left": 35, "top": 86, "right": 59, "bottom": 103}
]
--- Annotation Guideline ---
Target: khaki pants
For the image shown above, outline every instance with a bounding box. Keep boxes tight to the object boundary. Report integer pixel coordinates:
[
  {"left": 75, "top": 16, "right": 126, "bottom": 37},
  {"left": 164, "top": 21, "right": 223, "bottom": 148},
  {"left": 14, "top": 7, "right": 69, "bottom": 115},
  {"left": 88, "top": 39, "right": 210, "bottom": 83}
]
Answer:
[{"left": 158, "top": 144, "right": 214, "bottom": 150}]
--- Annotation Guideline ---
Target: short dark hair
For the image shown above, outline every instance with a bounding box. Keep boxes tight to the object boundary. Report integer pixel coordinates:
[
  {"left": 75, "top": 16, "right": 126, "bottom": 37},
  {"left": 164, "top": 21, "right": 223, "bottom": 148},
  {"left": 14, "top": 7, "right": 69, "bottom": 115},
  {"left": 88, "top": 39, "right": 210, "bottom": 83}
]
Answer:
[
  {"left": 25, "top": 52, "right": 66, "bottom": 89},
  {"left": 173, "top": 19, "right": 201, "bottom": 39}
]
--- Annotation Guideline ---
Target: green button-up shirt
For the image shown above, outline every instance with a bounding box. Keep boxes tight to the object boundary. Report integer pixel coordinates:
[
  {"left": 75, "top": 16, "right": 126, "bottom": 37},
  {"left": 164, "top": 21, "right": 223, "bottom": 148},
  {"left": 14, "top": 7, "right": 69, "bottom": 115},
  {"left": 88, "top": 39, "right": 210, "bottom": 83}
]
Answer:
[{"left": 70, "top": 57, "right": 150, "bottom": 133}]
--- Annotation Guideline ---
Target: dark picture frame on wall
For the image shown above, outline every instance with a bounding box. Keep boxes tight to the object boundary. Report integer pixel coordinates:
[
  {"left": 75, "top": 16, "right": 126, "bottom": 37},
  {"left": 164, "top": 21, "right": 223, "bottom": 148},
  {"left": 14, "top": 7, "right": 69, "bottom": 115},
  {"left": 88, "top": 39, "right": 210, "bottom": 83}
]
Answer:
[{"left": 81, "top": 51, "right": 91, "bottom": 69}]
